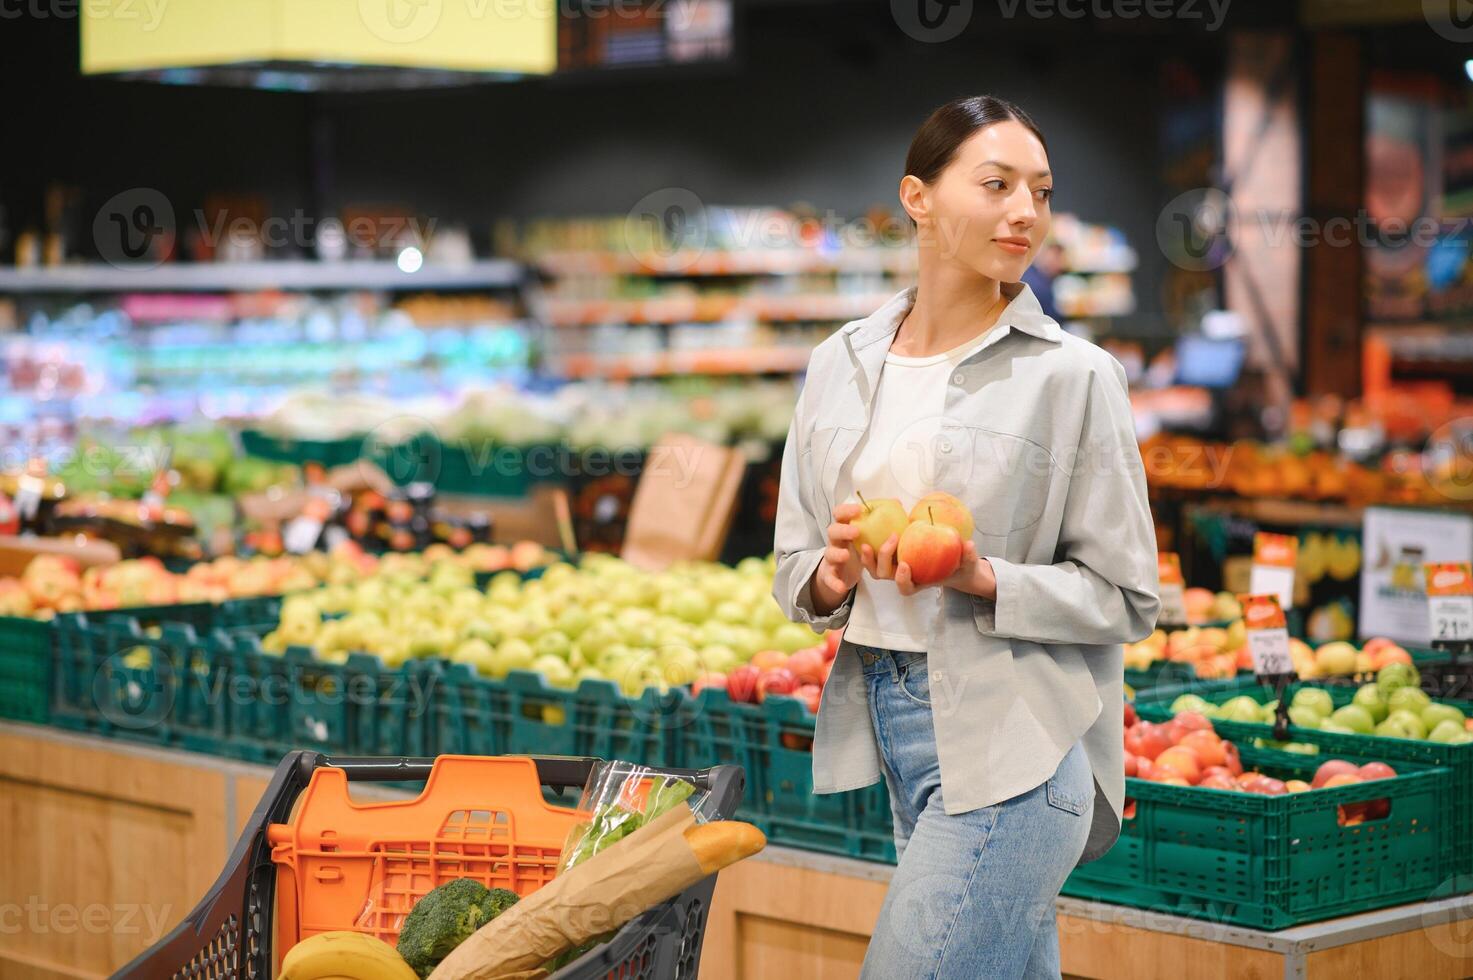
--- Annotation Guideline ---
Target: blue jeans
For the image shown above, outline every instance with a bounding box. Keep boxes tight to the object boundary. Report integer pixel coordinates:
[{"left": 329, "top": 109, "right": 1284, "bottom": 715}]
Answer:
[{"left": 856, "top": 645, "right": 1094, "bottom": 980}]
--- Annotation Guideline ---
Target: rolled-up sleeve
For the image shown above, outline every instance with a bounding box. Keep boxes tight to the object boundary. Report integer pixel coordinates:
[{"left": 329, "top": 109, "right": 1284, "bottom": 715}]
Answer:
[
  {"left": 972, "top": 357, "right": 1159, "bottom": 645},
  {"left": 772, "top": 369, "right": 855, "bottom": 632}
]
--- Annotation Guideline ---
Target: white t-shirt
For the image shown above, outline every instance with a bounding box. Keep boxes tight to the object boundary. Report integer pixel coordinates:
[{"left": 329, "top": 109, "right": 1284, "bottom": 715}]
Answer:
[{"left": 838, "top": 334, "right": 987, "bottom": 653}]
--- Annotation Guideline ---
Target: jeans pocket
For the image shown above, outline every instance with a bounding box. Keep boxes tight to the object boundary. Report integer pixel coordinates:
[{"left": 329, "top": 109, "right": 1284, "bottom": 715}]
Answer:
[
  {"left": 897, "top": 660, "right": 932, "bottom": 708},
  {"left": 1042, "top": 778, "right": 1090, "bottom": 819}
]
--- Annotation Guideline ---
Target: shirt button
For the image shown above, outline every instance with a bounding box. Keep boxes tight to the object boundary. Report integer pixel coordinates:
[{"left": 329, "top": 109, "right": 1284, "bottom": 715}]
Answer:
[{"left": 953, "top": 373, "right": 964, "bottom": 384}]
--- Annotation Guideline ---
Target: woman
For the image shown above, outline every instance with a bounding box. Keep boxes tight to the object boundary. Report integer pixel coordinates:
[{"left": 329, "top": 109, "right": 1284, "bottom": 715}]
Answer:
[{"left": 772, "top": 95, "right": 1160, "bottom": 979}]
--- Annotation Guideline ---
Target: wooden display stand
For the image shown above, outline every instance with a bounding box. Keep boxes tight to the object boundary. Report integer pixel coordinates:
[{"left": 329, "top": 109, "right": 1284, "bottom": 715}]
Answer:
[{"left": 2, "top": 723, "right": 1470, "bottom": 979}]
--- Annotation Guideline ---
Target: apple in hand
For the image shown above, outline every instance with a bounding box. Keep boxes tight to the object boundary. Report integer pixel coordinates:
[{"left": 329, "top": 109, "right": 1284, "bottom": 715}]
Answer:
[
  {"left": 911, "top": 491, "right": 974, "bottom": 542},
  {"left": 897, "top": 507, "right": 963, "bottom": 585},
  {"left": 841, "top": 493, "right": 909, "bottom": 556}
]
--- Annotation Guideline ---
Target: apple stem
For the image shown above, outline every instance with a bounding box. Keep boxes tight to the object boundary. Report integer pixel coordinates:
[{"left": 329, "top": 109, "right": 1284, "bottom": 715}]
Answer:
[
  {"left": 927, "top": 505, "right": 935, "bottom": 525},
  {"left": 856, "top": 491, "right": 871, "bottom": 512}
]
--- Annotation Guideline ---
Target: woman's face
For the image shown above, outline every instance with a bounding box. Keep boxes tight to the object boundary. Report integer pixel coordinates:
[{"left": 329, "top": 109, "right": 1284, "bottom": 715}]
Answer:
[{"left": 907, "top": 120, "right": 1053, "bottom": 281}]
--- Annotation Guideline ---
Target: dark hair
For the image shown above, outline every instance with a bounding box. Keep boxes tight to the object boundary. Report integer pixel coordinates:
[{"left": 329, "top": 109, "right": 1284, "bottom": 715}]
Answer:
[{"left": 904, "top": 95, "right": 1048, "bottom": 185}]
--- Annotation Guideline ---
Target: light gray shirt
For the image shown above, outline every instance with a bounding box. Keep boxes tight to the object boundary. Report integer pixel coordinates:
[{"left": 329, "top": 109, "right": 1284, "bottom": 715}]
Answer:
[{"left": 771, "top": 281, "right": 1160, "bottom": 866}]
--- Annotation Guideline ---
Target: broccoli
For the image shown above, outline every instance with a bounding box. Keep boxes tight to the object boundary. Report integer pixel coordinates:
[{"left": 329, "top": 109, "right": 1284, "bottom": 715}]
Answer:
[{"left": 396, "top": 878, "right": 520, "bottom": 978}]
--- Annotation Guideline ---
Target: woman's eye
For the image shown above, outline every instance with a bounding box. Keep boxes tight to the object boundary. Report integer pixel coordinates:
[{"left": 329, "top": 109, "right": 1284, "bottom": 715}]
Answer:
[
  {"left": 1035, "top": 187, "right": 1054, "bottom": 203},
  {"left": 982, "top": 179, "right": 1007, "bottom": 192}
]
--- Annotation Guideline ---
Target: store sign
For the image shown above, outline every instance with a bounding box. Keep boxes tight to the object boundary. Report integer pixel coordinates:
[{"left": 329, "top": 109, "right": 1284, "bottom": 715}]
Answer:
[
  {"left": 1249, "top": 532, "right": 1297, "bottom": 610},
  {"left": 1360, "top": 507, "right": 1473, "bottom": 646},
  {"left": 1425, "top": 561, "right": 1473, "bottom": 651},
  {"left": 1157, "top": 552, "right": 1187, "bottom": 626},
  {"left": 1241, "top": 593, "right": 1293, "bottom": 677}
]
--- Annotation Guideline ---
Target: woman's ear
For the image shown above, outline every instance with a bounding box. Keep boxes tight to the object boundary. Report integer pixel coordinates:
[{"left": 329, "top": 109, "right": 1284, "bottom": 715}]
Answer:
[{"left": 899, "top": 174, "right": 929, "bottom": 227}]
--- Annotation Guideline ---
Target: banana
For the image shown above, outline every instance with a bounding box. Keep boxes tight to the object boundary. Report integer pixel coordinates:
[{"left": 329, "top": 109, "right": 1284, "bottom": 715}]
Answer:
[{"left": 279, "top": 931, "right": 419, "bottom": 980}]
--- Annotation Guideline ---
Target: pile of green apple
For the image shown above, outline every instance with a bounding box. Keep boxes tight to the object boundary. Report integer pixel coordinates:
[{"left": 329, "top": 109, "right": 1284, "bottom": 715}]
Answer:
[
  {"left": 261, "top": 552, "right": 827, "bottom": 697},
  {"left": 1170, "top": 662, "right": 1473, "bottom": 745}
]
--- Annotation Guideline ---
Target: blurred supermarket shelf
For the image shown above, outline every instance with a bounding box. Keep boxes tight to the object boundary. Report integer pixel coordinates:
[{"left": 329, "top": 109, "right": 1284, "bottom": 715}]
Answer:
[{"left": 0, "top": 259, "right": 526, "bottom": 293}]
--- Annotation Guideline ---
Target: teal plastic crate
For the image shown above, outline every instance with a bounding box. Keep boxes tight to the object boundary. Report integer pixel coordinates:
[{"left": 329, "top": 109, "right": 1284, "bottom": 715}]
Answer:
[
  {"left": 1135, "top": 677, "right": 1473, "bottom": 881},
  {"left": 428, "top": 664, "right": 678, "bottom": 767},
  {"left": 0, "top": 615, "right": 53, "bottom": 723},
  {"left": 1062, "top": 743, "right": 1457, "bottom": 928},
  {"left": 240, "top": 429, "right": 365, "bottom": 469},
  {"left": 678, "top": 688, "right": 895, "bottom": 862}
]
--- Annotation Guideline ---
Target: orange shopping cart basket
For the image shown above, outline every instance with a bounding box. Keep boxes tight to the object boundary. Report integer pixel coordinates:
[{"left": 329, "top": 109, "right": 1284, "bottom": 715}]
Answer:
[{"left": 113, "top": 751, "right": 745, "bottom": 980}]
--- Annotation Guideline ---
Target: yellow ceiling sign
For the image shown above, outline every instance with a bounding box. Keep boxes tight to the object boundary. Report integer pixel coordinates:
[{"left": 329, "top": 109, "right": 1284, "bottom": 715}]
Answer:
[{"left": 82, "top": 0, "right": 557, "bottom": 77}]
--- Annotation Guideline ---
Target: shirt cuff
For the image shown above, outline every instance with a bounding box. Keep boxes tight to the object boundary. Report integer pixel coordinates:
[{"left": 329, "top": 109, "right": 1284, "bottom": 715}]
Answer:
[
  {"left": 791, "top": 550, "right": 855, "bottom": 631},
  {"left": 971, "top": 555, "right": 1018, "bottom": 636}
]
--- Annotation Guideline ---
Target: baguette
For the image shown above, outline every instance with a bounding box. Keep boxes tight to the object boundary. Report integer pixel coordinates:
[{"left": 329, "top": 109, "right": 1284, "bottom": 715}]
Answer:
[{"left": 683, "top": 820, "right": 767, "bottom": 875}]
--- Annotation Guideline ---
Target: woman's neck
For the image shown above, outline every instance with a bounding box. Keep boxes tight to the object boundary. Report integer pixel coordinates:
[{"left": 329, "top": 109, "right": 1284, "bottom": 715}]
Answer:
[{"left": 892, "top": 253, "right": 1009, "bottom": 358}]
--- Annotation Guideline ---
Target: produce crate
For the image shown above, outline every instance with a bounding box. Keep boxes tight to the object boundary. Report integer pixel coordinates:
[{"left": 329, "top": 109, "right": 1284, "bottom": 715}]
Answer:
[
  {"left": 429, "top": 664, "right": 680, "bottom": 768},
  {"left": 436, "top": 439, "right": 562, "bottom": 498},
  {"left": 204, "top": 634, "right": 439, "bottom": 763},
  {"left": 114, "top": 751, "right": 745, "bottom": 980},
  {"left": 0, "top": 614, "right": 52, "bottom": 723},
  {"left": 1061, "top": 743, "right": 1456, "bottom": 928},
  {"left": 240, "top": 428, "right": 365, "bottom": 469},
  {"left": 678, "top": 689, "right": 896, "bottom": 862},
  {"left": 1135, "top": 678, "right": 1473, "bottom": 881}
]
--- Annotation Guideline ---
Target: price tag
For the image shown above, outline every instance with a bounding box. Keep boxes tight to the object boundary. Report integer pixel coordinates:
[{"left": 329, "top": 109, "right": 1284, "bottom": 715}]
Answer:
[
  {"left": 283, "top": 517, "right": 324, "bottom": 554},
  {"left": 1425, "top": 562, "right": 1473, "bottom": 650},
  {"left": 1249, "top": 532, "right": 1297, "bottom": 610},
  {"left": 1157, "top": 552, "right": 1188, "bottom": 626},
  {"left": 1240, "top": 592, "right": 1294, "bottom": 676}
]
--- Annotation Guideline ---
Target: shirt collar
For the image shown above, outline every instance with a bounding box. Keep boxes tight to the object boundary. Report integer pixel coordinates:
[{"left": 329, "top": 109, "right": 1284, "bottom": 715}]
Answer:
[{"left": 842, "top": 280, "right": 1062, "bottom": 351}]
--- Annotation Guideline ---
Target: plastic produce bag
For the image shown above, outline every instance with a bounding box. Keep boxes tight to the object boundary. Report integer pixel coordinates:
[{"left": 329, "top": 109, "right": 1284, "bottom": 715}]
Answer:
[{"left": 555, "top": 761, "right": 710, "bottom": 875}]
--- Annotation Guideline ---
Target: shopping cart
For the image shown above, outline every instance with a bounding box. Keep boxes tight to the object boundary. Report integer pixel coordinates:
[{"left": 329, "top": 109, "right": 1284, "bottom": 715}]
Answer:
[{"left": 113, "top": 751, "right": 744, "bottom": 979}]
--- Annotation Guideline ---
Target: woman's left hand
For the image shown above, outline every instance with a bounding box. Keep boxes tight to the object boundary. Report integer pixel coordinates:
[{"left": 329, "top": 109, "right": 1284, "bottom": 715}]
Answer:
[{"left": 860, "top": 535, "right": 996, "bottom": 598}]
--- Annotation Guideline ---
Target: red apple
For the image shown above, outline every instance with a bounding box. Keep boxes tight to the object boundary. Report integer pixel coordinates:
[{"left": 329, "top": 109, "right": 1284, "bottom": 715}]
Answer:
[
  {"left": 1179, "top": 730, "right": 1226, "bottom": 768},
  {"left": 1198, "top": 773, "right": 1238, "bottom": 791},
  {"left": 823, "top": 630, "right": 842, "bottom": 662},
  {"left": 692, "top": 672, "right": 727, "bottom": 696},
  {"left": 757, "top": 667, "right": 799, "bottom": 702},
  {"left": 787, "top": 648, "right": 827, "bottom": 686},
  {"left": 897, "top": 509, "right": 962, "bottom": 585},
  {"left": 1124, "top": 702, "right": 1138, "bottom": 728},
  {"left": 1124, "top": 752, "right": 1139, "bottom": 777},
  {"left": 1173, "top": 711, "right": 1214, "bottom": 735},
  {"left": 910, "top": 491, "right": 974, "bottom": 542},
  {"left": 1357, "top": 762, "right": 1397, "bottom": 781},
  {"left": 727, "top": 665, "right": 760, "bottom": 704},
  {"left": 795, "top": 684, "right": 822, "bottom": 714},
  {"left": 751, "top": 649, "right": 789, "bottom": 672},
  {"left": 1312, "top": 759, "right": 1361, "bottom": 789}
]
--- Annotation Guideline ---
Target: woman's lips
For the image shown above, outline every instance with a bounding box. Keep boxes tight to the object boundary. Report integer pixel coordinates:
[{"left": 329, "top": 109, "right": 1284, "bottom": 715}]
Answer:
[{"left": 994, "top": 239, "right": 1029, "bottom": 255}]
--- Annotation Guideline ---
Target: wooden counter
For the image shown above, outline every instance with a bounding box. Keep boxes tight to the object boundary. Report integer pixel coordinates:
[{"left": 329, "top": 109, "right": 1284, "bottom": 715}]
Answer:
[{"left": 2, "top": 723, "right": 1471, "bottom": 980}]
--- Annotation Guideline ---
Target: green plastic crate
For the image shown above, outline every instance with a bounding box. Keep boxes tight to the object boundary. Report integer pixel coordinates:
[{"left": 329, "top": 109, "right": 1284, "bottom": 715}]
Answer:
[
  {"left": 0, "top": 615, "right": 53, "bottom": 723},
  {"left": 678, "top": 688, "right": 895, "bottom": 862},
  {"left": 240, "top": 429, "right": 365, "bottom": 469},
  {"left": 1062, "top": 743, "right": 1457, "bottom": 928},
  {"left": 429, "top": 664, "right": 678, "bottom": 767},
  {"left": 1135, "top": 677, "right": 1473, "bottom": 881}
]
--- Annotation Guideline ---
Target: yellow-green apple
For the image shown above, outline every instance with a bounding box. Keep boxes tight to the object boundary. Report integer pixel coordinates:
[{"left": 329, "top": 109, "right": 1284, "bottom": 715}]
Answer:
[
  {"left": 897, "top": 508, "right": 963, "bottom": 584},
  {"left": 841, "top": 493, "right": 909, "bottom": 556},
  {"left": 910, "top": 491, "right": 974, "bottom": 542}
]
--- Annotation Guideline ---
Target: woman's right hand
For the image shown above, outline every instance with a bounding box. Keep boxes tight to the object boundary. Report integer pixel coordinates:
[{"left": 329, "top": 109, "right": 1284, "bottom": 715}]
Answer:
[{"left": 811, "top": 503, "right": 863, "bottom": 614}]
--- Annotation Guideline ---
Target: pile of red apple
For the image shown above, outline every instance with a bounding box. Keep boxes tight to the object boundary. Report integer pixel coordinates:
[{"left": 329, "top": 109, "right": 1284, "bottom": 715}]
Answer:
[
  {"left": 1123, "top": 702, "right": 1399, "bottom": 814},
  {"left": 693, "top": 628, "right": 842, "bottom": 713},
  {"left": 840, "top": 491, "right": 974, "bottom": 585}
]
